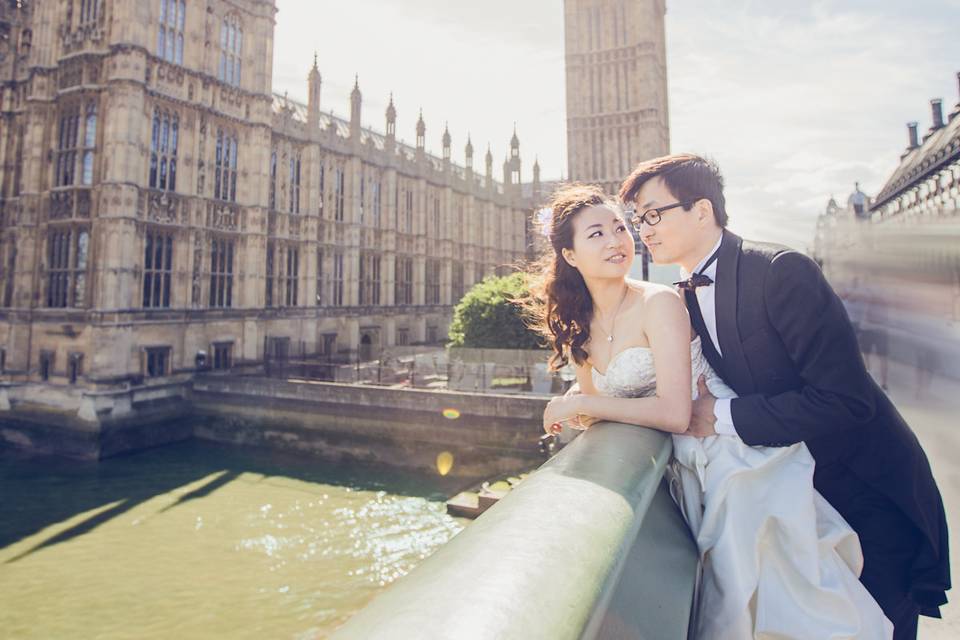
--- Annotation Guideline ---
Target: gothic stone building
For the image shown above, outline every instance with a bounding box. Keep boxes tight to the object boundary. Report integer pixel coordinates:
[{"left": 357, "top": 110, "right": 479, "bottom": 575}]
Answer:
[{"left": 0, "top": 0, "right": 534, "bottom": 394}]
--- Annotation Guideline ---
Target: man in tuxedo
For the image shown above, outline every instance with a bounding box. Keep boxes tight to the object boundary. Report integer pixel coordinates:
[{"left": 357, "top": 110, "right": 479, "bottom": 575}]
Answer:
[{"left": 619, "top": 153, "right": 950, "bottom": 639}]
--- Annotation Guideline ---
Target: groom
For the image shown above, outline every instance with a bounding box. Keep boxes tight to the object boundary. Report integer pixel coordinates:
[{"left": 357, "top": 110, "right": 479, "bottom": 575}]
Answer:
[{"left": 619, "top": 154, "right": 950, "bottom": 639}]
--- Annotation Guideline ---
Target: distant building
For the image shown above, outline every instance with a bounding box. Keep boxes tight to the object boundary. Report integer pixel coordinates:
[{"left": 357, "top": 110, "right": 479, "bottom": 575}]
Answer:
[
  {"left": 872, "top": 74, "right": 960, "bottom": 219},
  {"left": 814, "top": 70, "right": 960, "bottom": 352},
  {"left": 563, "top": 0, "right": 670, "bottom": 196},
  {"left": 812, "top": 185, "right": 873, "bottom": 275}
]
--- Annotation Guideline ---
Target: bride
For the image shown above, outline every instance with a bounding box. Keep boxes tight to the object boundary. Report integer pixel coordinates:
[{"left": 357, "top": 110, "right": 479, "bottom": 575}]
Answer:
[{"left": 522, "top": 184, "right": 892, "bottom": 639}]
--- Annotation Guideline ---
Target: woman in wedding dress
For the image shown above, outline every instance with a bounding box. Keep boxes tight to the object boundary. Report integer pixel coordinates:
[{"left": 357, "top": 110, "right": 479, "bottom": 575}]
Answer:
[{"left": 523, "top": 184, "right": 892, "bottom": 639}]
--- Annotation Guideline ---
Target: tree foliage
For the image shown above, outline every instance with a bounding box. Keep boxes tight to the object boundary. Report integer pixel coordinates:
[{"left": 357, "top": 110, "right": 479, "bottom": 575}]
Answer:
[{"left": 447, "top": 273, "right": 544, "bottom": 350}]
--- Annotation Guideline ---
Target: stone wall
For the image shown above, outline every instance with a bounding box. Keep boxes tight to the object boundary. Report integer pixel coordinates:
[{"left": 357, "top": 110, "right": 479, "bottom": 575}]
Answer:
[
  {"left": 0, "top": 376, "right": 548, "bottom": 481},
  {"left": 191, "top": 376, "right": 547, "bottom": 481}
]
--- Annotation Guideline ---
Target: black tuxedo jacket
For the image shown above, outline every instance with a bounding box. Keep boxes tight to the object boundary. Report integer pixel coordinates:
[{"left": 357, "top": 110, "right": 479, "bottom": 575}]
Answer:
[{"left": 691, "top": 230, "right": 950, "bottom": 613}]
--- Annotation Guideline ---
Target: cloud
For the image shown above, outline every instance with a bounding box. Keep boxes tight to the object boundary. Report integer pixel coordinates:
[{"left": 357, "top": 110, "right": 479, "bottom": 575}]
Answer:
[
  {"left": 667, "top": 0, "right": 960, "bottom": 247},
  {"left": 272, "top": 0, "right": 565, "bottom": 180},
  {"left": 272, "top": 0, "right": 960, "bottom": 248}
]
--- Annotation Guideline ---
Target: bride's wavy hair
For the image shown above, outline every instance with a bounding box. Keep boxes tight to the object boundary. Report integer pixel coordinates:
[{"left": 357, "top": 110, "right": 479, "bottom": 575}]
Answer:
[{"left": 521, "top": 184, "right": 619, "bottom": 371}]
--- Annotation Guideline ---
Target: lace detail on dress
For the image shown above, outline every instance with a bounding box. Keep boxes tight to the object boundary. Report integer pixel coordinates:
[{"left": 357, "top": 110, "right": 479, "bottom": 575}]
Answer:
[
  {"left": 592, "top": 336, "right": 726, "bottom": 400},
  {"left": 591, "top": 347, "right": 656, "bottom": 398}
]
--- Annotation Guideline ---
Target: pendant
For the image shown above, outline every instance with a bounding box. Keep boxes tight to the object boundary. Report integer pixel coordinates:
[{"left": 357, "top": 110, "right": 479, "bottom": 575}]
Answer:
[{"left": 607, "top": 335, "right": 613, "bottom": 342}]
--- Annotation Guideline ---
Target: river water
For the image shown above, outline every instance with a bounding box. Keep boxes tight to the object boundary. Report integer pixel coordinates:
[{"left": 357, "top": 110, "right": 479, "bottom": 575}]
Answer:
[{"left": 0, "top": 440, "right": 469, "bottom": 639}]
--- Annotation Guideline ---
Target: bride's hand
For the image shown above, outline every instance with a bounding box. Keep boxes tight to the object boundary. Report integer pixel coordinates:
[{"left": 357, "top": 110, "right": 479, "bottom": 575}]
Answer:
[
  {"left": 574, "top": 415, "right": 600, "bottom": 430},
  {"left": 688, "top": 375, "right": 718, "bottom": 437},
  {"left": 543, "top": 395, "right": 592, "bottom": 434}
]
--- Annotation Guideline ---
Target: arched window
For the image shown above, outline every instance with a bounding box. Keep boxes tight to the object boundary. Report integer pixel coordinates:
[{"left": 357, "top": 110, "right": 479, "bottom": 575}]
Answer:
[
  {"left": 334, "top": 166, "right": 345, "bottom": 221},
  {"left": 284, "top": 246, "right": 299, "bottom": 306},
  {"left": 214, "top": 129, "right": 238, "bottom": 202},
  {"left": 143, "top": 228, "right": 174, "bottom": 308},
  {"left": 332, "top": 252, "right": 344, "bottom": 306},
  {"left": 371, "top": 177, "right": 381, "bottom": 227},
  {"left": 289, "top": 152, "right": 301, "bottom": 214},
  {"left": 55, "top": 100, "right": 98, "bottom": 188},
  {"left": 81, "top": 101, "right": 97, "bottom": 185},
  {"left": 269, "top": 150, "right": 277, "bottom": 210},
  {"left": 405, "top": 189, "right": 413, "bottom": 232},
  {"left": 56, "top": 105, "right": 80, "bottom": 186},
  {"left": 45, "top": 227, "right": 90, "bottom": 308},
  {"left": 158, "top": 0, "right": 186, "bottom": 65},
  {"left": 219, "top": 15, "right": 243, "bottom": 87},
  {"left": 79, "top": 0, "right": 99, "bottom": 26},
  {"left": 208, "top": 235, "right": 234, "bottom": 308},
  {"left": 150, "top": 108, "right": 179, "bottom": 191}
]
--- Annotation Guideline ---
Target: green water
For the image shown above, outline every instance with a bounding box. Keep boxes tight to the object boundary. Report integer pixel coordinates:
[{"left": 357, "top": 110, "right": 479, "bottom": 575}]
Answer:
[{"left": 0, "top": 440, "right": 468, "bottom": 639}]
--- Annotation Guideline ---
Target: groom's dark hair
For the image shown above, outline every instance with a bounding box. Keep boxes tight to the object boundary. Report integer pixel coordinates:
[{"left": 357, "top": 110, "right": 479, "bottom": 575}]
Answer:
[{"left": 619, "top": 153, "right": 728, "bottom": 227}]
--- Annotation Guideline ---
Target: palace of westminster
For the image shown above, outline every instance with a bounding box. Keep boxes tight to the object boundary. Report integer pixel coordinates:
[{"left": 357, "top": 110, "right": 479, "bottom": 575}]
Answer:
[{"left": 0, "top": 0, "right": 669, "bottom": 396}]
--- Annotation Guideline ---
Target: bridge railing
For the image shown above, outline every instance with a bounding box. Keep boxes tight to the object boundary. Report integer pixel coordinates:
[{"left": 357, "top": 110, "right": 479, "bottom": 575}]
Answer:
[{"left": 331, "top": 422, "right": 699, "bottom": 640}]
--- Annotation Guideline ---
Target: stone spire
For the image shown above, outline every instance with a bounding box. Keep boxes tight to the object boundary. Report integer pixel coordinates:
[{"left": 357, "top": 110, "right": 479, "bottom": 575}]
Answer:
[
  {"left": 350, "top": 74, "right": 362, "bottom": 140},
  {"left": 533, "top": 156, "right": 541, "bottom": 200},
  {"left": 416, "top": 109, "right": 426, "bottom": 151},
  {"left": 307, "top": 52, "right": 321, "bottom": 130},
  {"left": 386, "top": 92, "right": 396, "bottom": 139},
  {"left": 465, "top": 134, "right": 474, "bottom": 170},
  {"left": 442, "top": 122, "right": 451, "bottom": 162}
]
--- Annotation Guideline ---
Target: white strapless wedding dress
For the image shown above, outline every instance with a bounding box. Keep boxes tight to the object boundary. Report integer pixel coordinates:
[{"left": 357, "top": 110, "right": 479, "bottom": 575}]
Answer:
[{"left": 592, "top": 336, "right": 892, "bottom": 640}]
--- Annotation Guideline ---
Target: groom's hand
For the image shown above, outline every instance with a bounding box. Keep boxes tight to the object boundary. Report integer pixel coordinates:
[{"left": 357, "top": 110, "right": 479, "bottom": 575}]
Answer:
[{"left": 688, "top": 375, "right": 717, "bottom": 437}]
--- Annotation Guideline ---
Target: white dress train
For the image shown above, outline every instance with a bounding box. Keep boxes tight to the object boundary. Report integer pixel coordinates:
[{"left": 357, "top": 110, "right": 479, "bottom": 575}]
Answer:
[{"left": 591, "top": 336, "right": 893, "bottom": 640}]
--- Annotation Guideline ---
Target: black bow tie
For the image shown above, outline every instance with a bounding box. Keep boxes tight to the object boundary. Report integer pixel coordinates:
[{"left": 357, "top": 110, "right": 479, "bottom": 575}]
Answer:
[
  {"left": 674, "top": 273, "right": 714, "bottom": 291},
  {"left": 674, "top": 246, "right": 721, "bottom": 291}
]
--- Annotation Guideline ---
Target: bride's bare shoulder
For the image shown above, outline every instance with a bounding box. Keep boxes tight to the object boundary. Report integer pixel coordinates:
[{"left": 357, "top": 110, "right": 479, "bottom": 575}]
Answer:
[
  {"left": 621, "top": 280, "right": 683, "bottom": 323},
  {"left": 626, "top": 279, "right": 681, "bottom": 304}
]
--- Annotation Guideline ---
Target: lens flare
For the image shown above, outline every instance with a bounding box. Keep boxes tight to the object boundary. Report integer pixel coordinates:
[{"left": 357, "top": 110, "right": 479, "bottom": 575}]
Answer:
[
  {"left": 442, "top": 408, "right": 461, "bottom": 420},
  {"left": 436, "top": 451, "right": 454, "bottom": 476}
]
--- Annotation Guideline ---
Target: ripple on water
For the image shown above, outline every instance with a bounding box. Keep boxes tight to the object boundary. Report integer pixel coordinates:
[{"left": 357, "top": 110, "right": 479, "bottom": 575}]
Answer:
[{"left": 0, "top": 442, "right": 468, "bottom": 639}]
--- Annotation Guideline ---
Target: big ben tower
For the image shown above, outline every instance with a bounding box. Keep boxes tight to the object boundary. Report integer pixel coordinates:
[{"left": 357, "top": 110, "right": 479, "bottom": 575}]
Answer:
[{"left": 564, "top": 0, "right": 670, "bottom": 195}]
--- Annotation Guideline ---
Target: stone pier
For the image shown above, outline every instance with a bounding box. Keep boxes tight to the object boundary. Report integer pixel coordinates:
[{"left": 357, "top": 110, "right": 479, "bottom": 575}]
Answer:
[{"left": 0, "top": 376, "right": 547, "bottom": 480}]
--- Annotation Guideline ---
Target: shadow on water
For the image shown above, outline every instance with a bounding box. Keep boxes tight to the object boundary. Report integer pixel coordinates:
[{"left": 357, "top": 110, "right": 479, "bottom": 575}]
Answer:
[{"left": 0, "top": 436, "right": 470, "bottom": 562}]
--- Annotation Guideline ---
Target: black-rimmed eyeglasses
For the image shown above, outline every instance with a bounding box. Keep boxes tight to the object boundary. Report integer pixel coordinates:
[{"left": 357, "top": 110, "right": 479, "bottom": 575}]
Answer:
[{"left": 628, "top": 199, "right": 699, "bottom": 227}]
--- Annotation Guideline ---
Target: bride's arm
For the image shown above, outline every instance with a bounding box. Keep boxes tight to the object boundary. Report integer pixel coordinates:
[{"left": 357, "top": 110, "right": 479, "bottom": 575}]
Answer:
[
  {"left": 570, "top": 288, "right": 693, "bottom": 434},
  {"left": 540, "top": 346, "right": 601, "bottom": 433}
]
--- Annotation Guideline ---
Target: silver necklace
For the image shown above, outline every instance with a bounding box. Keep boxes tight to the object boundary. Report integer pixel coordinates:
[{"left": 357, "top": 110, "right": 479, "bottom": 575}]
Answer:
[{"left": 594, "top": 286, "right": 629, "bottom": 344}]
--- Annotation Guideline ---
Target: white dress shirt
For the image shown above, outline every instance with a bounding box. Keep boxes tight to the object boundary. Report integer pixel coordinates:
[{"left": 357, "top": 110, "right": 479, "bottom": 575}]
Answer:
[{"left": 681, "top": 236, "right": 737, "bottom": 436}]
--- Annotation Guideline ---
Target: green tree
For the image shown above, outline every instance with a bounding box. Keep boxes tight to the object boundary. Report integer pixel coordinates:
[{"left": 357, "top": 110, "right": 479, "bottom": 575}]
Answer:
[{"left": 447, "top": 272, "right": 544, "bottom": 349}]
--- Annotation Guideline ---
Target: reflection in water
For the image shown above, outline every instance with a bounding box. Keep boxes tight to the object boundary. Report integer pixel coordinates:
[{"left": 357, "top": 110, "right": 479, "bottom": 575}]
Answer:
[
  {"left": 436, "top": 451, "right": 454, "bottom": 476},
  {"left": 0, "top": 440, "right": 467, "bottom": 639}
]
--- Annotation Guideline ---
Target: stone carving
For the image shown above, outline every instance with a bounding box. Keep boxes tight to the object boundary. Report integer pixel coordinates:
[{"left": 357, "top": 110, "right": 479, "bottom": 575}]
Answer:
[
  {"left": 191, "top": 231, "right": 203, "bottom": 306},
  {"left": 75, "top": 189, "right": 91, "bottom": 218},
  {"left": 220, "top": 85, "right": 244, "bottom": 111},
  {"left": 59, "top": 60, "right": 83, "bottom": 89},
  {"left": 206, "top": 202, "right": 238, "bottom": 231},
  {"left": 49, "top": 191, "right": 73, "bottom": 220},
  {"left": 156, "top": 61, "right": 185, "bottom": 87},
  {"left": 197, "top": 117, "right": 207, "bottom": 196},
  {"left": 146, "top": 191, "right": 179, "bottom": 224}
]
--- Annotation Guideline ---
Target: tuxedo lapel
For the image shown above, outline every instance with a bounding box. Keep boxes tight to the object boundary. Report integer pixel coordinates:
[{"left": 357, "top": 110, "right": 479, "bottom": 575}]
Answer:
[
  {"left": 715, "top": 230, "right": 755, "bottom": 393},
  {"left": 685, "top": 289, "right": 725, "bottom": 379}
]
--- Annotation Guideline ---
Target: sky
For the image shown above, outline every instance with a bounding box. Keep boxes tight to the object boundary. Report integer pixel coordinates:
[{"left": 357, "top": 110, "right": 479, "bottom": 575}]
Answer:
[{"left": 272, "top": 0, "right": 960, "bottom": 250}]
